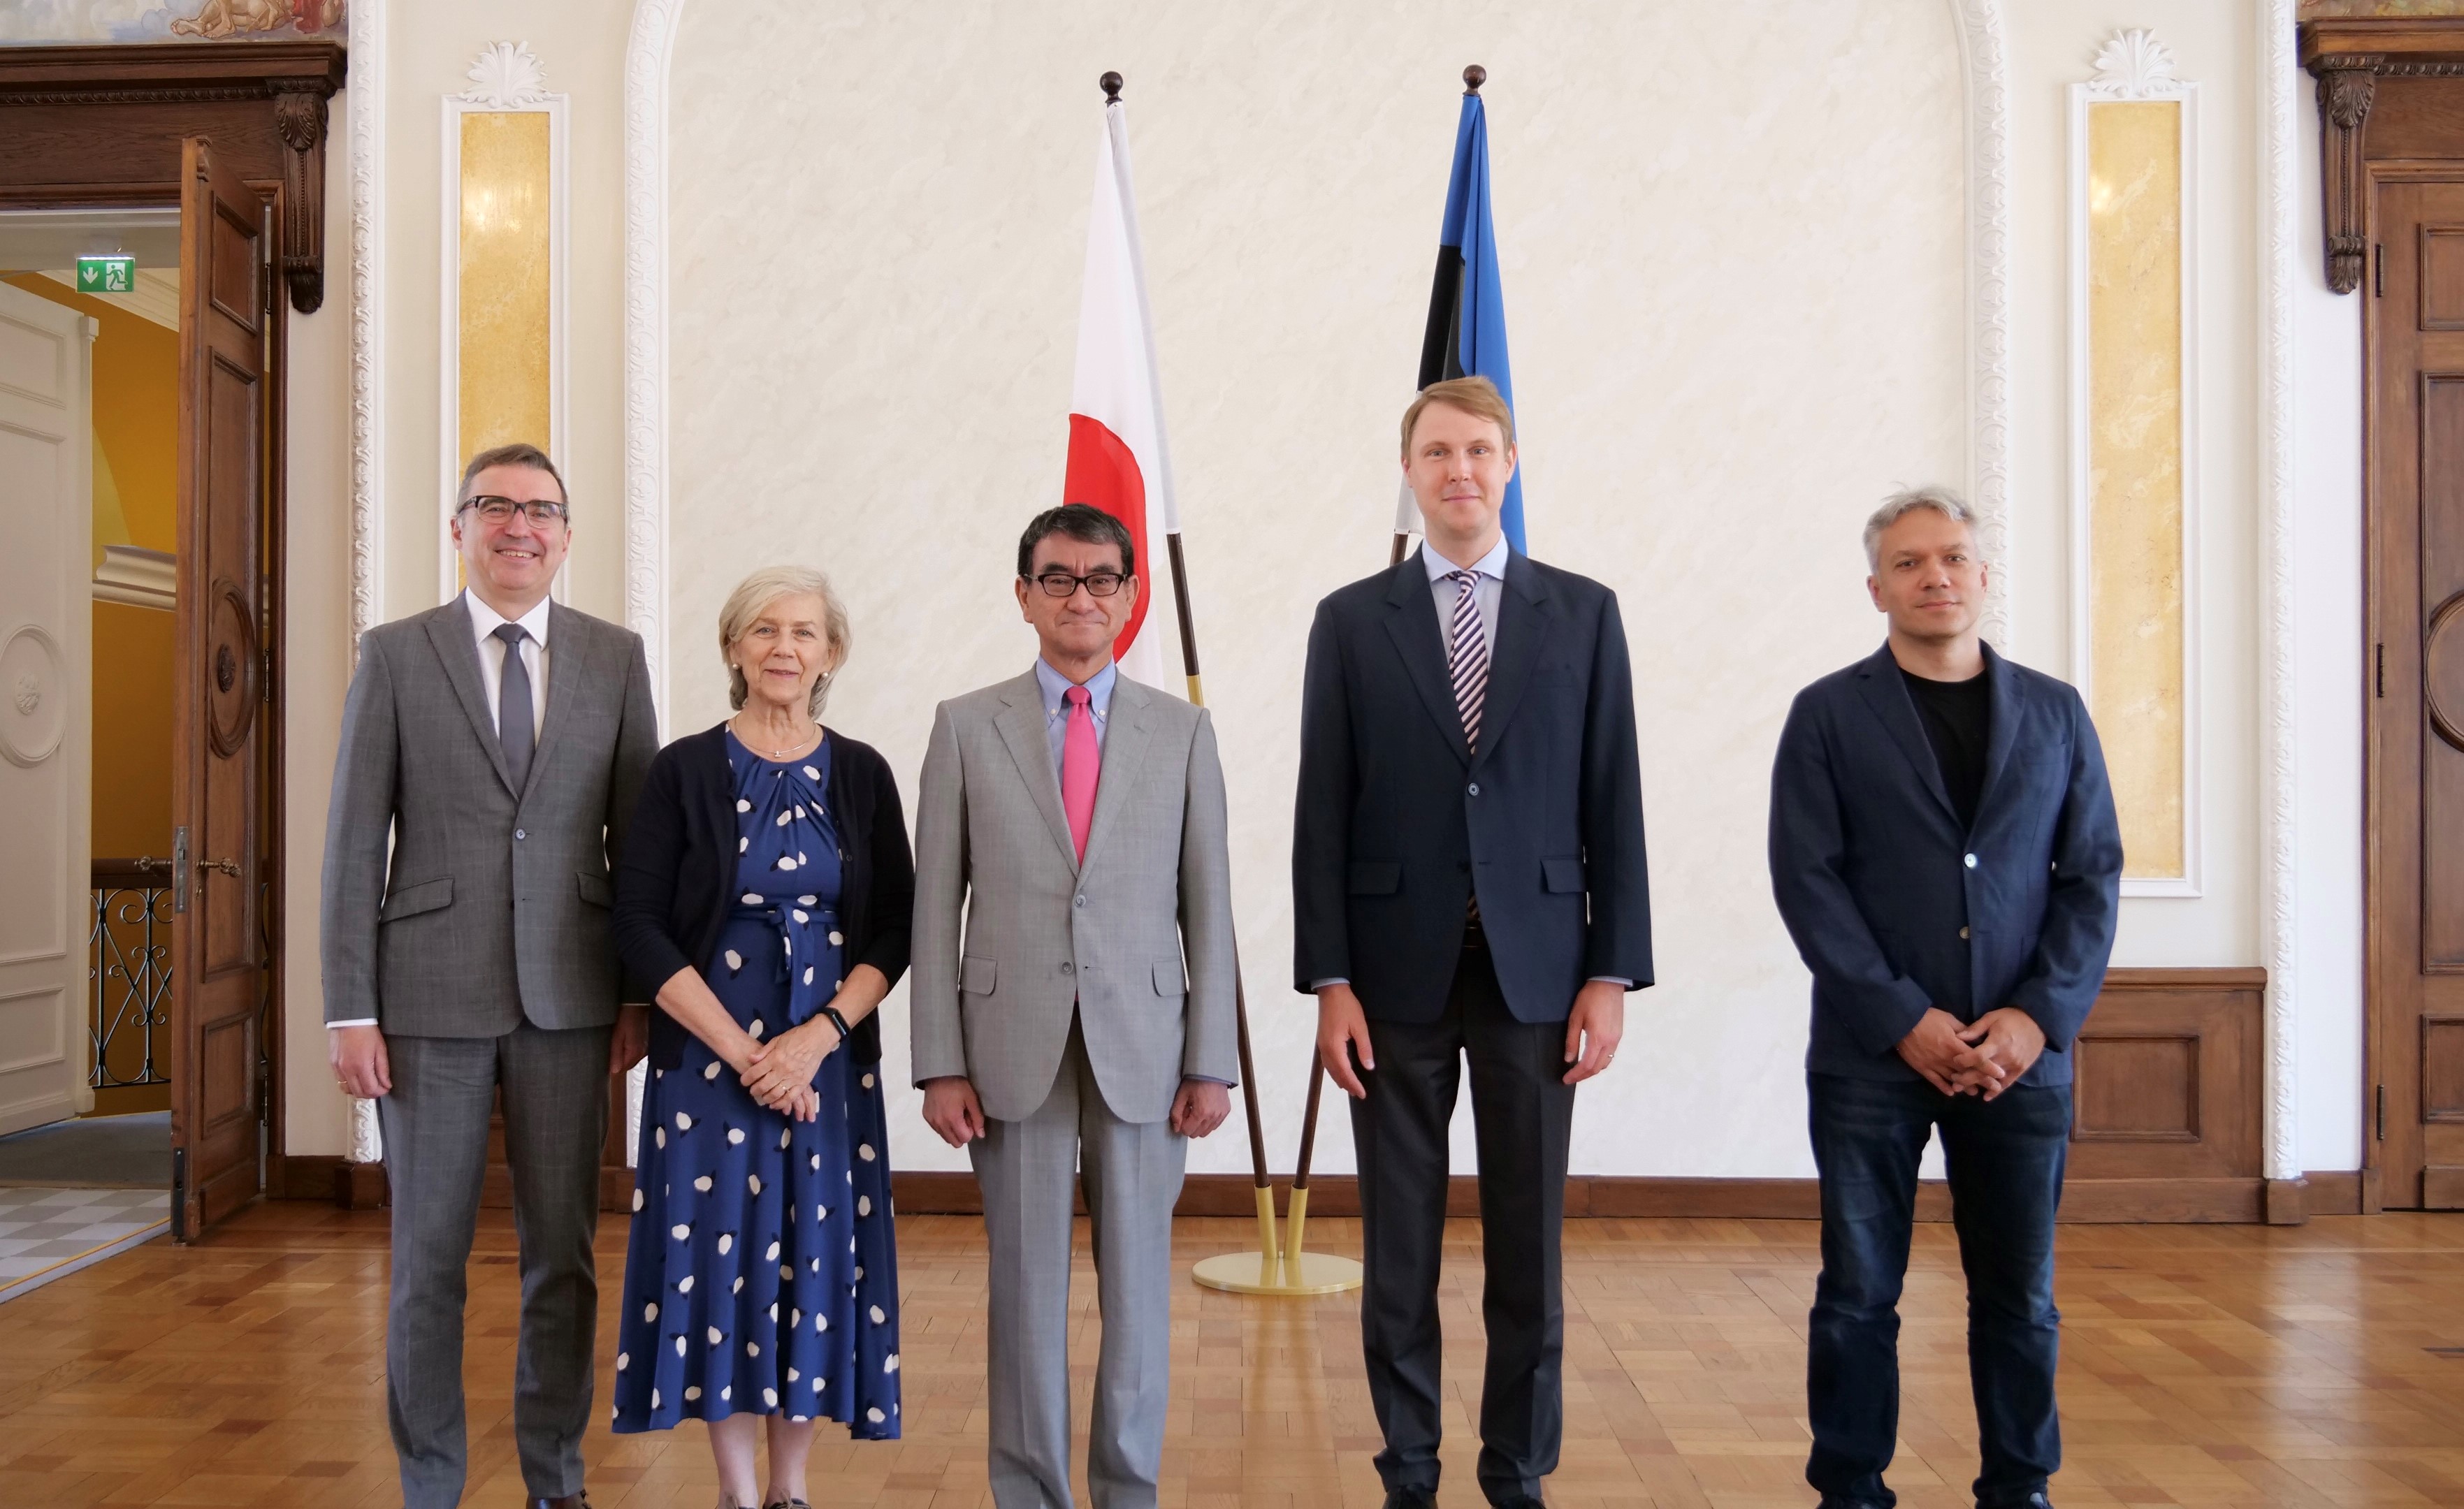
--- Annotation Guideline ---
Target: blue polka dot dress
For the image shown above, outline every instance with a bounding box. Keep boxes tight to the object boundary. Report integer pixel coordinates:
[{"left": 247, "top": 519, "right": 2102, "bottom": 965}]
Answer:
[{"left": 612, "top": 730, "right": 901, "bottom": 1437}]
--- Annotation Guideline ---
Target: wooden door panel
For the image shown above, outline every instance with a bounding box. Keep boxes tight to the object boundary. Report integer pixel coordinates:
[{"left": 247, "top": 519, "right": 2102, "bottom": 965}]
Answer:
[
  {"left": 0, "top": 282, "right": 92, "bottom": 1139},
  {"left": 172, "top": 136, "right": 269, "bottom": 1240}
]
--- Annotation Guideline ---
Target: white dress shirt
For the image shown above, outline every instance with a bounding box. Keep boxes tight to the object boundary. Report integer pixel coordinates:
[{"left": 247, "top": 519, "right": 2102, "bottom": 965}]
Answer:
[
  {"left": 463, "top": 589, "right": 551, "bottom": 741},
  {"left": 331, "top": 590, "right": 552, "bottom": 1032}
]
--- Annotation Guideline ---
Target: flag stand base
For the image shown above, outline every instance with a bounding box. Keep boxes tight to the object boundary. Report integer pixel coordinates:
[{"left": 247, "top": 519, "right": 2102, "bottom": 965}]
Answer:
[{"left": 1189, "top": 1186, "right": 1364, "bottom": 1296}]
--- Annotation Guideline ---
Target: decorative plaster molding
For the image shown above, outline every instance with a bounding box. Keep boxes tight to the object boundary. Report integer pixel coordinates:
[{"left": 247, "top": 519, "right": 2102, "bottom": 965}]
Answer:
[
  {"left": 92, "top": 544, "right": 176, "bottom": 611},
  {"left": 346, "top": 0, "right": 386, "bottom": 1165},
  {"left": 1950, "top": 0, "right": 2013, "bottom": 646},
  {"left": 2088, "top": 27, "right": 2189, "bottom": 101},
  {"left": 2261, "top": 0, "right": 2300, "bottom": 1182},
  {"left": 459, "top": 40, "right": 552, "bottom": 110},
  {"left": 624, "top": 0, "right": 686, "bottom": 722}
]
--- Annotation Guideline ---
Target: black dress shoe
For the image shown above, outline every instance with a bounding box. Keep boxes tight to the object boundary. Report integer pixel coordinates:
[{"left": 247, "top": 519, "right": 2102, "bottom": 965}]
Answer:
[
  {"left": 1492, "top": 1497, "right": 1546, "bottom": 1509},
  {"left": 1382, "top": 1491, "right": 1437, "bottom": 1509},
  {"left": 527, "top": 1496, "right": 590, "bottom": 1509},
  {"left": 1981, "top": 1497, "right": 2054, "bottom": 1509}
]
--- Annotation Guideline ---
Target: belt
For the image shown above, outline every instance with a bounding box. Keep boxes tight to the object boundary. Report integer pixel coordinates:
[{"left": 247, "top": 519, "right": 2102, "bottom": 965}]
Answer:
[{"left": 727, "top": 901, "right": 841, "bottom": 1027}]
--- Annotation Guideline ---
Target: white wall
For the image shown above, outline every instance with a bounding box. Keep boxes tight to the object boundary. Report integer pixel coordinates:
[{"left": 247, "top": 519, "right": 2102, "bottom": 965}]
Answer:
[
  {"left": 661, "top": 0, "right": 1969, "bottom": 1179},
  {"left": 284, "top": 0, "right": 2369, "bottom": 1179},
  {"left": 2292, "top": 80, "right": 2366, "bottom": 1176},
  {"left": 282, "top": 91, "right": 357, "bottom": 1157}
]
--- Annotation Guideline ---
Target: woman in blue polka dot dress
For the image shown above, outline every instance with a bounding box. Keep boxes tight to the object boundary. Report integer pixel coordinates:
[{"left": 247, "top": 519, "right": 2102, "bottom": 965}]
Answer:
[{"left": 611, "top": 567, "right": 911, "bottom": 1509}]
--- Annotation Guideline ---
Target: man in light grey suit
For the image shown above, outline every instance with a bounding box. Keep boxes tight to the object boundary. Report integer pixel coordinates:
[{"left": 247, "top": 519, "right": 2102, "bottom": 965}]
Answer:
[
  {"left": 912, "top": 502, "right": 1238, "bottom": 1509},
  {"left": 323, "top": 443, "right": 658, "bottom": 1509}
]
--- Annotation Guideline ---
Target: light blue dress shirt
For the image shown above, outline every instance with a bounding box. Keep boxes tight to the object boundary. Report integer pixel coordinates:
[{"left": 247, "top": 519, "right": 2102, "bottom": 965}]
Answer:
[{"left": 1034, "top": 657, "right": 1115, "bottom": 779}]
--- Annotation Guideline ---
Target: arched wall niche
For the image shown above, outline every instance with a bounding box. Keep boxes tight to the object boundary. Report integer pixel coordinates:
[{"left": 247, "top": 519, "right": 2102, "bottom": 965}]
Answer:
[{"left": 623, "top": 0, "right": 1995, "bottom": 1180}]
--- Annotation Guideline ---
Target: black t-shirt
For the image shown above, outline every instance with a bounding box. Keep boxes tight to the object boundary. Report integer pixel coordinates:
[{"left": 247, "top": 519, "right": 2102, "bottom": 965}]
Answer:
[{"left": 1900, "top": 666, "right": 1991, "bottom": 831}]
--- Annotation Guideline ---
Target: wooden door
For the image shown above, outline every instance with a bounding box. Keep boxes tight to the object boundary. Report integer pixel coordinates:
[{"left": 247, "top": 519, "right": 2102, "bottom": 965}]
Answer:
[
  {"left": 171, "top": 138, "right": 270, "bottom": 1240},
  {"left": 0, "top": 282, "right": 94, "bottom": 1139},
  {"left": 2370, "top": 178, "right": 2464, "bottom": 1210}
]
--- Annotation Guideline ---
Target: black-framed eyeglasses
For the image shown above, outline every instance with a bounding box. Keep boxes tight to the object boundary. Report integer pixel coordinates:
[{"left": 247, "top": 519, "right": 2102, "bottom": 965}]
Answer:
[
  {"left": 1026, "top": 569, "right": 1129, "bottom": 599},
  {"left": 460, "top": 494, "right": 569, "bottom": 525}
]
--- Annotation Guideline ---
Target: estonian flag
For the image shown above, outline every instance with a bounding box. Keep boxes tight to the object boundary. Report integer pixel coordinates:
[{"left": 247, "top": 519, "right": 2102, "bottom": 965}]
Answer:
[
  {"left": 1396, "top": 72, "right": 1523, "bottom": 554},
  {"left": 1063, "top": 83, "right": 1181, "bottom": 694}
]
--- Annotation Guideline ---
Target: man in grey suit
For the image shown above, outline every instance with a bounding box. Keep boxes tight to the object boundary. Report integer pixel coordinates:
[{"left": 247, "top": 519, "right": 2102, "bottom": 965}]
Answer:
[
  {"left": 323, "top": 442, "right": 659, "bottom": 1509},
  {"left": 911, "top": 502, "right": 1238, "bottom": 1509}
]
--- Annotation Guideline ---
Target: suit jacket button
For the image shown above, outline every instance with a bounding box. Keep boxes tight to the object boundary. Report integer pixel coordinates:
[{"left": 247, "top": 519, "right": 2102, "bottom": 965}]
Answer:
[
  {"left": 1467, "top": 782, "right": 1481, "bottom": 796},
  {"left": 514, "top": 829, "right": 526, "bottom": 840},
  {"left": 1963, "top": 852, "right": 1976, "bottom": 868},
  {"left": 1959, "top": 926, "right": 1970, "bottom": 940},
  {"left": 1075, "top": 896, "right": 1085, "bottom": 907},
  {"left": 1061, "top": 962, "right": 1074, "bottom": 975}
]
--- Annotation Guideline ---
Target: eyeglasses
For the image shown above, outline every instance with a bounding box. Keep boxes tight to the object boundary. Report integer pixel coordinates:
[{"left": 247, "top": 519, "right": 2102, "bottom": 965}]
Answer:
[
  {"left": 460, "top": 495, "right": 569, "bottom": 525},
  {"left": 1027, "top": 569, "right": 1129, "bottom": 598}
]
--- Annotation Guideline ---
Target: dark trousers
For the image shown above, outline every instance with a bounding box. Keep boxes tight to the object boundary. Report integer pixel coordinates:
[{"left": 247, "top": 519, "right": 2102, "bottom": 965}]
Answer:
[
  {"left": 1350, "top": 944, "right": 1576, "bottom": 1504},
  {"left": 1805, "top": 1071, "right": 2071, "bottom": 1509},
  {"left": 377, "top": 1021, "right": 611, "bottom": 1509}
]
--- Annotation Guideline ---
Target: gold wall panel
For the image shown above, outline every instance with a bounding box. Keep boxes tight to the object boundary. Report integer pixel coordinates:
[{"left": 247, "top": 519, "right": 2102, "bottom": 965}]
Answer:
[
  {"left": 458, "top": 110, "right": 552, "bottom": 465},
  {"left": 2087, "top": 99, "right": 2186, "bottom": 880}
]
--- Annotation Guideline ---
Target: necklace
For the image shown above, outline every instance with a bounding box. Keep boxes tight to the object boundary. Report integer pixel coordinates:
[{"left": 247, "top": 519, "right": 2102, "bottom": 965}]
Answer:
[{"left": 733, "top": 713, "right": 818, "bottom": 761}]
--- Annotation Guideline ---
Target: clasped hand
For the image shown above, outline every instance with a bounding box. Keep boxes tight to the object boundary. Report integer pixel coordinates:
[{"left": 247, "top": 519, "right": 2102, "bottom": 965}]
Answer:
[
  {"left": 738, "top": 1018, "right": 841, "bottom": 1122},
  {"left": 1895, "top": 1005, "right": 2045, "bottom": 1100}
]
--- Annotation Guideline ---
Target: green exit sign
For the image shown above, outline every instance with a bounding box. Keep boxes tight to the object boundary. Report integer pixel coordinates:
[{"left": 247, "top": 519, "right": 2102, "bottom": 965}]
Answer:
[{"left": 75, "top": 256, "right": 135, "bottom": 294}]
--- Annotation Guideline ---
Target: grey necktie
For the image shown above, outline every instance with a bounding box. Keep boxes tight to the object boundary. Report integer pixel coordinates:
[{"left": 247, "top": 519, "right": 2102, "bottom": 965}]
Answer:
[{"left": 493, "top": 622, "right": 534, "bottom": 792}]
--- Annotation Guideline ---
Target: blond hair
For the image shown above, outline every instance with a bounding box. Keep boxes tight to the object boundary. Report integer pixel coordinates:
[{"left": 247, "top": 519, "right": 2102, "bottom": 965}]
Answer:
[
  {"left": 718, "top": 566, "right": 851, "bottom": 718},
  {"left": 1400, "top": 374, "right": 1516, "bottom": 459}
]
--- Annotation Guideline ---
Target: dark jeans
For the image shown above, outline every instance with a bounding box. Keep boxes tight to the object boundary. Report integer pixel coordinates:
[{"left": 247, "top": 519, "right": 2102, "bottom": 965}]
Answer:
[
  {"left": 1349, "top": 943, "right": 1576, "bottom": 1505},
  {"left": 1805, "top": 1071, "right": 2071, "bottom": 1509}
]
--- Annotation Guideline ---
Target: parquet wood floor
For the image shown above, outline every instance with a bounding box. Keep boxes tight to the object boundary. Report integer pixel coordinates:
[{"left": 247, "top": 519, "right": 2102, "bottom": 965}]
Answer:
[{"left": 0, "top": 1202, "right": 2458, "bottom": 1507}]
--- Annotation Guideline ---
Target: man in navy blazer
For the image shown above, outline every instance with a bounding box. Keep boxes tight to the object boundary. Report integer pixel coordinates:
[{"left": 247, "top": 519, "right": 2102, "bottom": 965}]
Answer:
[
  {"left": 1768, "top": 487, "right": 2121, "bottom": 1509},
  {"left": 1296, "top": 377, "right": 1652, "bottom": 1509}
]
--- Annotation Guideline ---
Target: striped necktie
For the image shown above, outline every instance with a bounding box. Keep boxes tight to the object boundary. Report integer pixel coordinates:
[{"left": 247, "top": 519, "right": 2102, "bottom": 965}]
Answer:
[{"left": 1447, "top": 568, "right": 1488, "bottom": 754}]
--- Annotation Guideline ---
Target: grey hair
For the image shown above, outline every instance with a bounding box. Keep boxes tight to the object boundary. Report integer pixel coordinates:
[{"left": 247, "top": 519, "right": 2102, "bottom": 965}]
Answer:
[
  {"left": 719, "top": 565, "right": 851, "bottom": 718},
  {"left": 1863, "top": 485, "right": 1980, "bottom": 571}
]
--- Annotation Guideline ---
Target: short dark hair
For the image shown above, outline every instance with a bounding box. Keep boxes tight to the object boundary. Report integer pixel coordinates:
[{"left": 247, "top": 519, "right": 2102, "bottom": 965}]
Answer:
[
  {"left": 458, "top": 442, "right": 568, "bottom": 512},
  {"left": 1017, "top": 502, "right": 1134, "bottom": 580}
]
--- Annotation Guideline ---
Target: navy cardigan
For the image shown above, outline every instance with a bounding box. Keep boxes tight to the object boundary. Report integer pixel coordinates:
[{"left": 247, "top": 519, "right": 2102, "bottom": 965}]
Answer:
[{"left": 613, "top": 721, "right": 914, "bottom": 1070}]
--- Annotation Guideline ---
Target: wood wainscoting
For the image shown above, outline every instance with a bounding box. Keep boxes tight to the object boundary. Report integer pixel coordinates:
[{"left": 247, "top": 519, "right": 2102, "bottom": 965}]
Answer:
[
  {"left": 296, "top": 970, "right": 2298, "bottom": 1223},
  {"left": 887, "top": 968, "right": 2278, "bottom": 1225}
]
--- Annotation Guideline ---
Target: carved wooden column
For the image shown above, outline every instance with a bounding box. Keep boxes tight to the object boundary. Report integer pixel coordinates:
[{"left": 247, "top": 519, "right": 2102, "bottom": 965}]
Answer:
[
  {"left": 271, "top": 80, "right": 332, "bottom": 314},
  {"left": 2311, "top": 56, "right": 2379, "bottom": 295}
]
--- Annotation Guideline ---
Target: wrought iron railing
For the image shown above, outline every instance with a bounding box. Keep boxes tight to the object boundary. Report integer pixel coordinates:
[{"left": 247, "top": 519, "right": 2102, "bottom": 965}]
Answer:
[{"left": 91, "top": 859, "right": 173, "bottom": 1090}]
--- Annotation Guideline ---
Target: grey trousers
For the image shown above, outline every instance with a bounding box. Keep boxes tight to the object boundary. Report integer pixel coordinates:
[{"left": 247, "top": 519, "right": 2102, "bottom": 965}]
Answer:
[
  {"left": 377, "top": 1021, "right": 611, "bottom": 1509},
  {"left": 970, "top": 1019, "right": 1187, "bottom": 1509}
]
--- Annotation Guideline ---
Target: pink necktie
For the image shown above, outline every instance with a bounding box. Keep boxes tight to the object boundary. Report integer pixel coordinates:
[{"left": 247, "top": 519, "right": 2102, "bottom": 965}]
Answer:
[{"left": 1061, "top": 685, "right": 1100, "bottom": 863}]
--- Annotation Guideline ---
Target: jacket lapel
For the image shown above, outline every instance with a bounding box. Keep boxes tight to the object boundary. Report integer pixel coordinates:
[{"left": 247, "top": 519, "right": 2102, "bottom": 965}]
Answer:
[
  {"left": 425, "top": 595, "right": 515, "bottom": 795},
  {"left": 1468, "top": 552, "right": 1551, "bottom": 769},
  {"left": 1379, "top": 553, "right": 1471, "bottom": 766},
  {"left": 992, "top": 672, "right": 1081, "bottom": 873},
  {"left": 1852, "top": 642, "right": 1959, "bottom": 825},
  {"left": 523, "top": 602, "right": 587, "bottom": 803},
  {"left": 1076, "top": 675, "right": 1153, "bottom": 877},
  {"left": 1975, "top": 642, "right": 2022, "bottom": 818}
]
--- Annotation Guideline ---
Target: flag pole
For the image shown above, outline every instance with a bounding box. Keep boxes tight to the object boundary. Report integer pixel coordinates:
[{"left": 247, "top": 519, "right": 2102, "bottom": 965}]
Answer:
[
  {"left": 1089, "top": 69, "right": 1356, "bottom": 1296},
  {"left": 1289, "top": 61, "right": 1493, "bottom": 1269}
]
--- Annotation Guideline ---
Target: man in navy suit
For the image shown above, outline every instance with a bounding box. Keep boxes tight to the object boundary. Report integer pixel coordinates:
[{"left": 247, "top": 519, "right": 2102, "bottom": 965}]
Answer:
[
  {"left": 1769, "top": 487, "right": 2122, "bottom": 1509},
  {"left": 1295, "top": 376, "right": 1652, "bottom": 1509}
]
